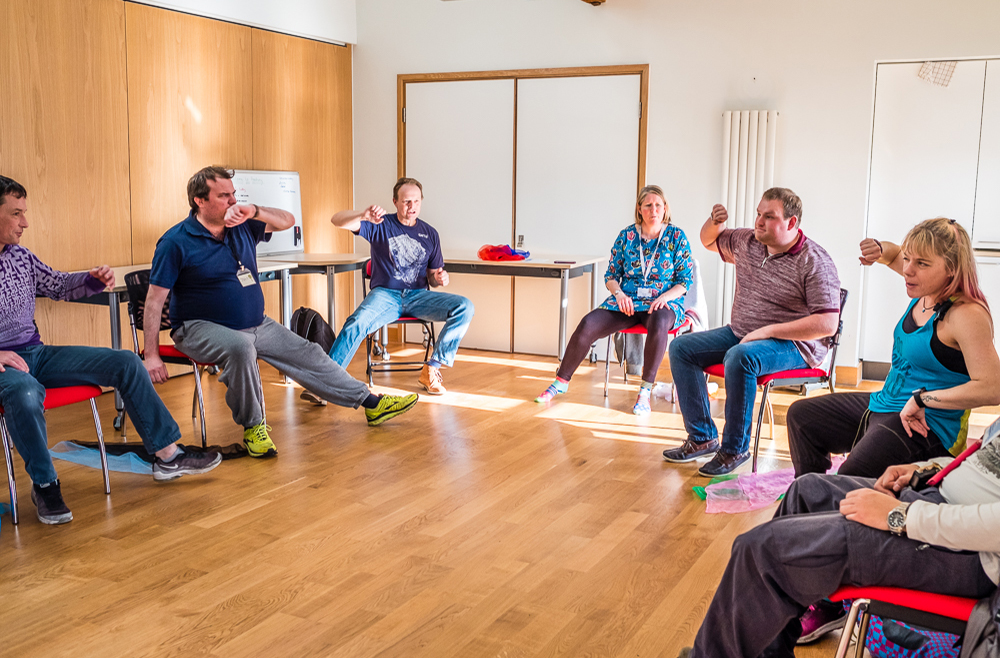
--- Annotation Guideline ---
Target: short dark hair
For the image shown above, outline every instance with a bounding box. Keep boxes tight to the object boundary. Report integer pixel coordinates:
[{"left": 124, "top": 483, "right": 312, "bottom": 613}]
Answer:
[
  {"left": 0, "top": 175, "right": 27, "bottom": 206},
  {"left": 761, "top": 187, "right": 803, "bottom": 223},
  {"left": 392, "top": 177, "right": 423, "bottom": 201},
  {"left": 187, "top": 166, "right": 234, "bottom": 212}
]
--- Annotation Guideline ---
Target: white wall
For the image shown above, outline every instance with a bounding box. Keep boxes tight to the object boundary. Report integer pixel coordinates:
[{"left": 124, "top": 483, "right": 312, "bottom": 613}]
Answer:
[
  {"left": 132, "top": 0, "right": 356, "bottom": 44},
  {"left": 352, "top": 0, "right": 1000, "bottom": 367}
]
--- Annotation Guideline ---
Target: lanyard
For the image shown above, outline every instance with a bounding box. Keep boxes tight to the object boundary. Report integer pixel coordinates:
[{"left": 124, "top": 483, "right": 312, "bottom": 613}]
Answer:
[
  {"left": 223, "top": 229, "right": 247, "bottom": 271},
  {"left": 637, "top": 229, "right": 664, "bottom": 284}
]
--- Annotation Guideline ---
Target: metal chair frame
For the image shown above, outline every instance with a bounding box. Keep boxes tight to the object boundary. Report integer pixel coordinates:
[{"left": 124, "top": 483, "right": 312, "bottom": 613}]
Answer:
[
  {"left": 361, "top": 259, "right": 436, "bottom": 387},
  {"left": 124, "top": 270, "right": 210, "bottom": 448},
  {"left": 1, "top": 385, "right": 110, "bottom": 525},
  {"left": 704, "top": 288, "right": 849, "bottom": 473},
  {"left": 829, "top": 585, "right": 979, "bottom": 658},
  {"left": 604, "top": 315, "right": 694, "bottom": 397}
]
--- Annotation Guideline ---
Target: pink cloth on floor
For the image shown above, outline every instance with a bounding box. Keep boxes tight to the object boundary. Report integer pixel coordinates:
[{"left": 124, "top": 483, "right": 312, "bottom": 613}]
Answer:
[{"left": 705, "top": 455, "right": 847, "bottom": 514}]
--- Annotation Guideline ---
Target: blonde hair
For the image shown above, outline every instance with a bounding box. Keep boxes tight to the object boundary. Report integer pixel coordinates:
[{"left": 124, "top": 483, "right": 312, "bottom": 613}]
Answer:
[
  {"left": 902, "top": 217, "right": 990, "bottom": 314},
  {"left": 634, "top": 185, "right": 671, "bottom": 227}
]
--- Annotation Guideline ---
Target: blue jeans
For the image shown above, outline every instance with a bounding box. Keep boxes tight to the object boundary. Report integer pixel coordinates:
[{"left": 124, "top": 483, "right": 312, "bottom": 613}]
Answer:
[
  {"left": 0, "top": 345, "right": 180, "bottom": 485},
  {"left": 330, "top": 288, "right": 475, "bottom": 368},
  {"left": 668, "top": 326, "right": 807, "bottom": 455}
]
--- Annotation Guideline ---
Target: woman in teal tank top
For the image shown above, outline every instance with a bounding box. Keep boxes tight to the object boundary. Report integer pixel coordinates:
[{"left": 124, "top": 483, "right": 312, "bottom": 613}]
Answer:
[{"left": 786, "top": 218, "right": 1000, "bottom": 478}]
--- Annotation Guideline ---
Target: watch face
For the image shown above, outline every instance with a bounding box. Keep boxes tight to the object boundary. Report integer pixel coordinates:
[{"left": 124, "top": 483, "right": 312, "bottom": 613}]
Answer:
[{"left": 888, "top": 508, "right": 906, "bottom": 532}]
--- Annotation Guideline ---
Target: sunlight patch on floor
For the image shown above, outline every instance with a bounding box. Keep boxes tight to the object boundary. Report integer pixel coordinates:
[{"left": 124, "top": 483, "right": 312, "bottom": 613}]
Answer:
[
  {"left": 370, "top": 385, "right": 526, "bottom": 412},
  {"left": 455, "top": 353, "right": 596, "bottom": 375}
]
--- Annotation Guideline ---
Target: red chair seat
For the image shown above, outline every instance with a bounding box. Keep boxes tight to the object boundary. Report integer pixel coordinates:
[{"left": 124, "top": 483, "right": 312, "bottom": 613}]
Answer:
[
  {"left": 617, "top": 315, "right": 693, "bottom": 337},
  {"left": 704, "top": 363, "right": 828, "bottom": 383},
  {"left": 138, "top": 344, "right": 212, "bottom": 367},
  {"left": 0, "top": 385, "right": 104, "bottom": 414},
  {"left": 42, "top": 385, "right": 104, "bottom": 410},
  {"left": 829, "top": 586, "right": 977, "bottom": 621}
]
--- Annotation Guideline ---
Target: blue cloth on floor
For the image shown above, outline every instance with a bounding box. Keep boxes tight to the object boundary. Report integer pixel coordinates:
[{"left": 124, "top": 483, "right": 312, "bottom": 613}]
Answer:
[{"left": 50, "top": 441, "right": 152, "bottom": 475}]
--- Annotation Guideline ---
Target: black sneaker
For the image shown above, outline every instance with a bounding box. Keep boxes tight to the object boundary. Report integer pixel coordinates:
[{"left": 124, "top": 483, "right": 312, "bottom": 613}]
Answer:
[
  {"left": 697, "top": 451, "right": 751, "bottom": 477},
  {"left": 31, "top": 480, "right": 73, "bottom": 525},
  {"left": 662, "top": 438, "right": 720, "bottom": 463},
  {"left": 153, "top": 449, "right": 223, "bottom": 482}
]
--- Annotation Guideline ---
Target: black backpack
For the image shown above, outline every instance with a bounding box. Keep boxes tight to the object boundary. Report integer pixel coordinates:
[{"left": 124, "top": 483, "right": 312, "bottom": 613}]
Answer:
[{"left": 290, "top": 307, "right": 336, "bottom": 354}]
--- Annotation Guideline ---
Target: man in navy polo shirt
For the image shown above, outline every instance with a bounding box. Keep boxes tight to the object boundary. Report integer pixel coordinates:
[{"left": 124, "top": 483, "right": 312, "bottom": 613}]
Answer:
[
  {"left": 144, "top": 167, "right": 418, "bottom": 458},
  {"left": 329, "top": 178, "right": 474, "bottom": 395}
]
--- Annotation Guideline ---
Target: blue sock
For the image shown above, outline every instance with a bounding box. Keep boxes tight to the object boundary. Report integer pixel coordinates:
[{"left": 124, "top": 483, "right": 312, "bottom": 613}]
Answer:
[{"left": 163, "top": 445, "right": 184, "bottom": 462}]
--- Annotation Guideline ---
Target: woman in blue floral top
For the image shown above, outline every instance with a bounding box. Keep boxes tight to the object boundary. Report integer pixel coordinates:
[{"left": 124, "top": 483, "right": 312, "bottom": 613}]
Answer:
[{"left": 535, "top": 185, "right": 695, "bottom": 414}]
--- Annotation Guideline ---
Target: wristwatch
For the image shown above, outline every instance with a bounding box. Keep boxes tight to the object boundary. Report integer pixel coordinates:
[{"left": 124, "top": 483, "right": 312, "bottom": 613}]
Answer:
[
  {"left": 912, "top": 387, "right": 927, "bottom": 409},
  {"left": 887, "top": 502, "right": 911, "bottom": 536},
  {"left": 250, "top": 204, "right": 260, "bottom": 220}
]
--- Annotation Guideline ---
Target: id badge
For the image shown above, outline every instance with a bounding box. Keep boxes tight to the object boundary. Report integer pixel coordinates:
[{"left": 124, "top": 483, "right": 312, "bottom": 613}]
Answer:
[
  {"left": 237, "top": 267, "right": 256, "bottom": 287},
  {"left": 636, "top": 287, "right": 655, "bottom": 299}
]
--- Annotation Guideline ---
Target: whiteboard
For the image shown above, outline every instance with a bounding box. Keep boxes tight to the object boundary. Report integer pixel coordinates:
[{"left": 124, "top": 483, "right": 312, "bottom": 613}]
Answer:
[
  {"left": 973, "top": 61, "right": 1000, "bottom": 249},
  {"left": 861, "top": 61, "right": 986, "bottom": 363},
  {"left": 232, "top": 169, "right": 304, "bottom": 256},
  {"left": 403, "top": 79, "right": 517, "bottom": 352},
  {"left": 513, "top": 74, "right": 641, "bottom": 355},
  {"left": 405, "top": 79, "right": 515, "bottom": 252}
]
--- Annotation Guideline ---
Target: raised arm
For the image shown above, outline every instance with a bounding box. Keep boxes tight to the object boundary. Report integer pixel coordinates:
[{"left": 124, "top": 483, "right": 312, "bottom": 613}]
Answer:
[
  {"left": 859, "top": 238, "right": 904, "bottom": 275},
  {"left": 700, "top": 204, "right": 729, "bottom": 252},
  {"left": 143, "top": 284, "right": 171, "bottom": 384},
  {"left": 330, "top": 205, "right": 386, "bottom": 232},
  {"left": 224, "top": 204, "right": 294, "bottom": 233}
]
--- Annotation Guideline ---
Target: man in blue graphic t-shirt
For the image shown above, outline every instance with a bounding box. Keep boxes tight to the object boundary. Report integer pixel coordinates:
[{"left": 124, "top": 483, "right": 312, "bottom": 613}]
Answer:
[{"left": 329, "top": 178, "right": 474, "bottom": 395}]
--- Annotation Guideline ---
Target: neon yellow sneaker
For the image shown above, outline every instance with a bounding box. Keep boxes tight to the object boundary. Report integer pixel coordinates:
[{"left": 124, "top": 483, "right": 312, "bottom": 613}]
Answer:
[
  {"left": 243, "top": 421, "right": 278, "bottom": 458},
  {"left": 365, "top": 393, "right": 419, "bottom": 426}
]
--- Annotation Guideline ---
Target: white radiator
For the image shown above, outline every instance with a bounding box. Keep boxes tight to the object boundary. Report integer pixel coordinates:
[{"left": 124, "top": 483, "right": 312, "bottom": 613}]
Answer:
[{"left": 716, "top": 110, "right": 778, "bottom": 326}]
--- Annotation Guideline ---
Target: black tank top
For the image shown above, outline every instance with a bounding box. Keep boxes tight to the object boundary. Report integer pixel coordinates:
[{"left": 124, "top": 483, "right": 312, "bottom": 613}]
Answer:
[{"left": 901, "top": 299, "right": 968, "bottom": 375}]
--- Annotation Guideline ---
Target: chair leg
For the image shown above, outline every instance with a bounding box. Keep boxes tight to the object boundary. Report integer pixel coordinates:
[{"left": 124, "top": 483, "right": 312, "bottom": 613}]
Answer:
[
  {"left": 89, "top": 399, "right": 111, "bottom": 495},
  {"left": 604, "top": 335, "right": 613, "bottom": 398},
  {"left": 751, "top": 382, "right": 772, "bottom": 473},
  {"left": 366, "top": 334, "right": 374, "bottom": 387},
  {"left": 0, "top": 416, "right": 19, "bottom": 525},
  {"left": 192, "top": 364, "right": 208, "bottom": 449},
  {"left": 766, "top": 397, "right": 774, "bottom": 439},
  {"left": 834, "top": 599, "right": 869, "bottom": 658}
]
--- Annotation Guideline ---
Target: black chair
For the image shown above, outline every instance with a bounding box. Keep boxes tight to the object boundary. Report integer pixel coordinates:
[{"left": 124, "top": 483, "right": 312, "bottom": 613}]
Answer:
[
  {"left": 124, "top": 270, "right": 211, "bottom": 448},
  {"left": 362, "top": 260, "right": 436, "bottom": 387}
]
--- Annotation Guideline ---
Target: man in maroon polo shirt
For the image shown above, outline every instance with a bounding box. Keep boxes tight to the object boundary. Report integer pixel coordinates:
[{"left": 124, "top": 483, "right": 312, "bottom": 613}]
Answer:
[{"left": 663, "top": 187, "right": 841, "bottom": 476}]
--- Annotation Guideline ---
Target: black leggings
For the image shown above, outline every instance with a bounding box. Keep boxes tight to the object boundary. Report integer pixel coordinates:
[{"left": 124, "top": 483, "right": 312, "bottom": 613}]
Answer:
[
  {"left": 786, "top": 392, "right": 952, "bottom": 478},
  {"left": 557, "top": 307, "right": 676, "bottom": 384}
]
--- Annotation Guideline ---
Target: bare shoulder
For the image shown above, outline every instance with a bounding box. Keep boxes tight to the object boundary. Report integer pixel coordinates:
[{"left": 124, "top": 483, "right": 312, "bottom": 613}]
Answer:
[{"left": 943, "top": 299, "right": 994, "bottom": 340}]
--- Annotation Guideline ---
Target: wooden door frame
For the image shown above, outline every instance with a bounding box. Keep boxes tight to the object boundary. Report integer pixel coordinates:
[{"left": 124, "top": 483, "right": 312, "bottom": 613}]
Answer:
[{"left": 397, "top": 64, "right": 649, "bottom": 191}]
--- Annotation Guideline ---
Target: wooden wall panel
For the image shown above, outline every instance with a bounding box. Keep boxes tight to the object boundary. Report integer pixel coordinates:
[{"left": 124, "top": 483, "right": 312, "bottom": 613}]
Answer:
[
  {"left": 251, "top": 30, "right": 355, "bottom": 329},
  {"left": 0, "top": 0, "right": 130, "bottom": 347},
  {"left": 126, "top": 2, "right": 253, "bottom": 263}
]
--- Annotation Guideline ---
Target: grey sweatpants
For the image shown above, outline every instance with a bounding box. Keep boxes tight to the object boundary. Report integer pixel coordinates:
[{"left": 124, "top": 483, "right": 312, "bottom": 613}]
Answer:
[
  {"left": 690, "top": 473, "right": 995, "bottom": 658},
  {"left": 174, "top": 317, "right": 370, "bottom": 428}
]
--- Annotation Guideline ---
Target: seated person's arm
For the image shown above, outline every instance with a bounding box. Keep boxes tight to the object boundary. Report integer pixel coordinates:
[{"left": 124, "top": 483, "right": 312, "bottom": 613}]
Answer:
[
  {"left": 740, "top": 312, "right": 839, "bottom": 344},
  {"left": 840, "top": 481, "right": 1000, "bottom": 552},
  {"left": 859, "top": 238, "right": 904, "bottom": 275},
  {"left": 225, "top": 204, "right": 294, "bottom": 233},
  {"left": 143, "top": 284, "right": 171, "bottom": 384},
  {"left": 700, "top": 204, "right": 728, "bottom": 252},
  {"left": 912, "top": 303, "right": 1000, "bottom": 412},
  {"left": 330, "top": 205, "right": 385, "bottom": 232}
]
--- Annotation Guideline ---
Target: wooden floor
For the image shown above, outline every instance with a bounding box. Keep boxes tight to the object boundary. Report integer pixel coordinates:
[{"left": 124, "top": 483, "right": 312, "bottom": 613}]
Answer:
[{"left": 3, "top": 346, "right": 995, "bottom": 657}]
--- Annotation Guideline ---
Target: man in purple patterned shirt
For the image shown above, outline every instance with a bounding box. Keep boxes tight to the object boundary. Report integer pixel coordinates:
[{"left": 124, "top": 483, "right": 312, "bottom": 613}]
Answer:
[{"left": 0, "top": 175, "right": 222, "bottom": 525}]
